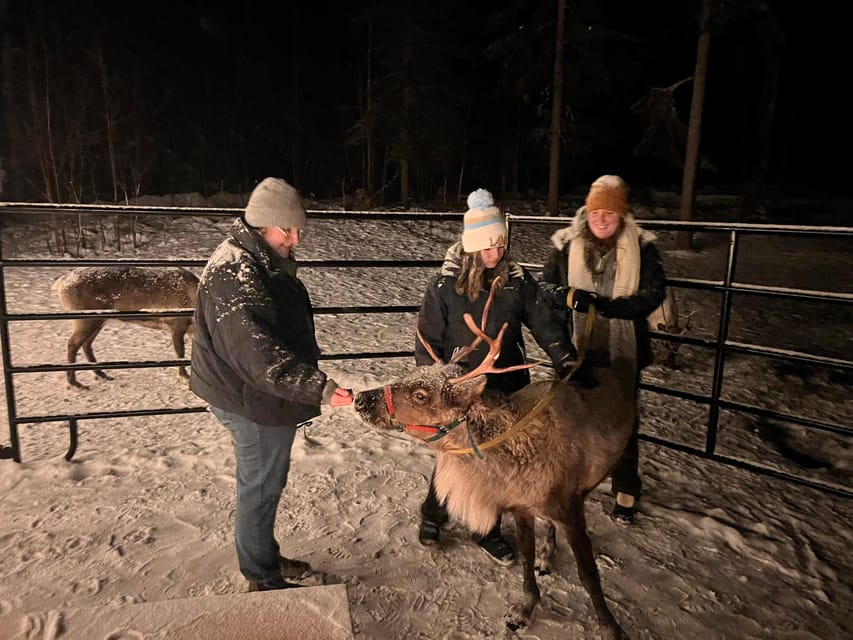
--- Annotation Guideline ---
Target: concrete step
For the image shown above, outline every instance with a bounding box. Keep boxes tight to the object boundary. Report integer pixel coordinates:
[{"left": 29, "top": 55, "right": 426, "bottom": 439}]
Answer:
[{"left": 1, "top": 583, "right": 354, "bottom": 640}]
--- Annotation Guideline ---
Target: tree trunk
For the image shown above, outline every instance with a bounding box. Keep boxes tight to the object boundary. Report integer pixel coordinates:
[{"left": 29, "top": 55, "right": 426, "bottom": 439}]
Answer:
[
  {"left": 365, "top": 8, "right": 375, "bottom": 196},
  {"left": 677, "top": 0, "right": 711, "bottom": 250},
  {"left": 745, "top": 11, "right": 785, "bottom": 212},
  {"left": 97, "top": 45, "right": 118, "bottom": 202},
  {"left": 289, "top": 16, "right": 301, "bottom": 185},
  {"left": 546, "top": 0, "right": 566, "bottom": 216},
  {"left": 0, "top": 0, "right": 16, "bottom": 199},
  {"left": 399, "top": 153, "right": 410, "bottom": 205}
]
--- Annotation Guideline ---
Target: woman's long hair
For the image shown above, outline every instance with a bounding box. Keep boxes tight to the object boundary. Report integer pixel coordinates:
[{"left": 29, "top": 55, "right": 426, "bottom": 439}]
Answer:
[{"left": 454, "top": 249, "right": 510, "bottom": 301}]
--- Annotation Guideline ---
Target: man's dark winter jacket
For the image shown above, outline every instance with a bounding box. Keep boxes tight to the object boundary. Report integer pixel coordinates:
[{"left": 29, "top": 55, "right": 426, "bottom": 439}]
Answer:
[
  {"left": 415, "top": 242, "right": 573, "bottom": 394},
  {"left": 190, "top": 218, "right": 326, "bottom": 426}
]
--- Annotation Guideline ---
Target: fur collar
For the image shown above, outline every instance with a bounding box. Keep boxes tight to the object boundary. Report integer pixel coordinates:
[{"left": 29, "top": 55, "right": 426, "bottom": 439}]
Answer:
[{"left": 549, "top": 207, "right": 655, "bottom": 251}]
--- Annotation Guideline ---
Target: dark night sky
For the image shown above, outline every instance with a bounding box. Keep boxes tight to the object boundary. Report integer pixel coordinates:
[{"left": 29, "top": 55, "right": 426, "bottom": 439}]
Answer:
[{"left": 2, "top": 0, "right": 849, "bottom": 206}]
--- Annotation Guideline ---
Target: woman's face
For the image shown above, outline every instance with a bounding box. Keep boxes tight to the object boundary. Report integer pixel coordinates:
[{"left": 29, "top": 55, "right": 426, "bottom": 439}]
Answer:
[
  {"left": 479, "top": 246, "right": 506, "bottom": 269},
  {"left": 587, "top": 209, "right": 621, "bottom": 241}
]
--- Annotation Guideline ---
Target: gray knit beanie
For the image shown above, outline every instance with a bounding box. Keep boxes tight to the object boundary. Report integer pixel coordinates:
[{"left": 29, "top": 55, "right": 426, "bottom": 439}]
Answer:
[{"left": 244, "top": 177, "right": 307, "bottom": 229}]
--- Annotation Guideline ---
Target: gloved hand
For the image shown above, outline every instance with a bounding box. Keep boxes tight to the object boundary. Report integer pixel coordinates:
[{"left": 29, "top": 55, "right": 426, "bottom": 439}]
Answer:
[
  {"left": 566, "top": 288, "right": 598, "bottom": 313},
  {"left": 568, "top": 359, "right": 599, "bottom": 389},
  {"left": 321, "top": 379, "right": 354, "bottom": 407},
  {"left": 554, "top": 349, "right": 579, "bottom": 379}
]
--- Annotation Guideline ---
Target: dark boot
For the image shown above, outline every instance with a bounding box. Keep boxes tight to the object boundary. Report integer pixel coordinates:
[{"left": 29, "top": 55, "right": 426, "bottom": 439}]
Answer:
[
  {"left": 472, "top": 519, "right": 514, "bottom": 567},
  {"left": 247, "top": 575, "right": 303, "bottom": 592},
  {"left": 279, "top": 556, "right": 311, "bottom": 578},
  {"left": 419, "top": 467, "right": 449, "bottom": 546}
]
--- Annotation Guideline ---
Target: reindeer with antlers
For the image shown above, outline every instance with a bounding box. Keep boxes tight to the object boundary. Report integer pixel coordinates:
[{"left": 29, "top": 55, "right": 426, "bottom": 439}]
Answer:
[
  {"left": 412, "top": 200, "right": 578, "bottom": 563},
  {"left": 354, "top": 277, "right": 636, "bottom": 639}
]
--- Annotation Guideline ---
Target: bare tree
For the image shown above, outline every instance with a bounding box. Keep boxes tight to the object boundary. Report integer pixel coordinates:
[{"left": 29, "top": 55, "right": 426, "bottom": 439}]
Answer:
[
  {"left": 677, "top": 0, "right": 712, "bottom": 250},
  {"left": 546, "top": 0, "right": 566, "bottom": 216},
  {"left": 96, "top": 44, "right": 118, "bottom": 202}
]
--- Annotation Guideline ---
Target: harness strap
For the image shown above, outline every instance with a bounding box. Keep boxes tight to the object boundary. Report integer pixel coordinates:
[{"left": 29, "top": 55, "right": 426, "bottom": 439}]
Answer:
[
  {"left": 443, "top": 305, "right": 598, "bottom": 456},
  {"left": 384, "top": 307, "right": 597, "bottom": 457}
]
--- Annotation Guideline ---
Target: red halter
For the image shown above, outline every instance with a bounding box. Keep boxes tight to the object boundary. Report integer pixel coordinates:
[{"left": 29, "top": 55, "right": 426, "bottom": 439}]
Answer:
[{"left": 383, "top": 384, "right": 464, "bottom": 440}]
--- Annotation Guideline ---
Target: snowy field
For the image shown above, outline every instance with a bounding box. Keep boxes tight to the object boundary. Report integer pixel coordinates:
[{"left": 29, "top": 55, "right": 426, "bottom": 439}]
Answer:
[{"left": 0, "top": 200, "right": 850, "bottom": 640}]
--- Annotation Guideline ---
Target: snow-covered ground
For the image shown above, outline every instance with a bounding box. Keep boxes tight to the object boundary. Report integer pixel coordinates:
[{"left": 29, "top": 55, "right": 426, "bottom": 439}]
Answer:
[{"left": 0, "top": 199, "right": 850, "bottom": 639}]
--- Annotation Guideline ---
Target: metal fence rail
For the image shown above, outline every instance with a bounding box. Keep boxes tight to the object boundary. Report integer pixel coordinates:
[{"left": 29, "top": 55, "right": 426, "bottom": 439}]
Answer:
[{"left": 1, "top": 203, "right": 851, "bottom": 500}]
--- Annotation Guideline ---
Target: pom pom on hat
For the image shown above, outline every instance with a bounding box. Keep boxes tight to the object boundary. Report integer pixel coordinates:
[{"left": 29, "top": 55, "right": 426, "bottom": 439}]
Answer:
[
  {"left": 461, "top": 188, "right": 507, "bottom": 253},
  {"left": 467, "top": 188, "right": 495, "bottom": 210},
  {"left": 585, "top": 174, "right": 629, "bottom": 216},
  {"left": 245, "top": 177, "right": 308, "bottom": 229}
]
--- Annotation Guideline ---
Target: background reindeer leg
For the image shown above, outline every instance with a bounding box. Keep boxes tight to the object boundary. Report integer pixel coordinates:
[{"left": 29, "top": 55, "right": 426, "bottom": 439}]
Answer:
[
  {"left": 67, "top": 318, "right": 109, "bottom": 387},
  {"left": 168, "top": 318, "right": 192, "bottom": 379}
]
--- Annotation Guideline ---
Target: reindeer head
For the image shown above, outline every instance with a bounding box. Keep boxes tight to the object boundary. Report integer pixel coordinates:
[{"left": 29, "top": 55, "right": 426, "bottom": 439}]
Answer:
[
  {"left": 354, "top": 276, "right": 540, "bottom": 442},
  {"left": 648, "top": 290, "right": 695, "bottom": 368},
  {"left": 353, "top": 362, "right": 487, "bottom": 438}
]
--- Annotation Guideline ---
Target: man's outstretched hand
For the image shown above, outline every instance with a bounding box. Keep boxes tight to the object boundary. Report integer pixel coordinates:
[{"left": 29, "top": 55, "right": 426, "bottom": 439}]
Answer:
[{"left": 330, "top": 387, "right": 353, "bottom": 407}]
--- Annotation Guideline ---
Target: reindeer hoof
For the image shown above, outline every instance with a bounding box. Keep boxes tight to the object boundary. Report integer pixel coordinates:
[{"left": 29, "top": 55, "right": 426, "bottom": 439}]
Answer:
[
  {"left": 504, "top": 601, "right": 535, "bottom": 632},
  {"left": 601, "top": 626, "right": 629, "bottom": 640}
]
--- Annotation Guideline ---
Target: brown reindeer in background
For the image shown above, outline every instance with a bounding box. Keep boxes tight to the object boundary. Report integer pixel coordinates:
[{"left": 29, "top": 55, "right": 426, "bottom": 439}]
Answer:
[
  {"left": 648, "top": 288, "right": 695, "bottom": 368},
  {"left": 354, "top": 279, "right": 636, "bottom": 639},
  {"left": 52, "top": 266, "right": 199, "bottom": 388}
]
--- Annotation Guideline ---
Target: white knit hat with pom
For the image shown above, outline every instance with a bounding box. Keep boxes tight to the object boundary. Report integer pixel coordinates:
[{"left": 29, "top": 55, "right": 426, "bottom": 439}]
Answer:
[{"left": 461, "top": 188, "right": 507, "bottom": 253}]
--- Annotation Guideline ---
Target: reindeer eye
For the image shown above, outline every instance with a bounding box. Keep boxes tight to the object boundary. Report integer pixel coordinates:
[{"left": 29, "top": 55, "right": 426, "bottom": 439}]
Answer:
[{"left": 412, "top": 390, "right": 430, "bottom": 404}]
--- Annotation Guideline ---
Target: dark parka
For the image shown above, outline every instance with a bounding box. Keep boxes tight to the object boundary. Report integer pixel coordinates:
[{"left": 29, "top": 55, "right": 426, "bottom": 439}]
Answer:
[
  {"left": 190, "top": 218, "right": 327, "bottom": 426},
  {"left": 539, "top": 214, "right": 666, "bottom": 370},
  {"left": 415, "top": 242, "right": 573, "bottom": 394}
]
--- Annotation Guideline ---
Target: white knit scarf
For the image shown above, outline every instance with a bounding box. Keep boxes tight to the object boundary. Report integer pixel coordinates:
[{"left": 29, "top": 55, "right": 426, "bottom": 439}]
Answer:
[{"left": 567, "top": 212, "right": 642, "bottom": 362}]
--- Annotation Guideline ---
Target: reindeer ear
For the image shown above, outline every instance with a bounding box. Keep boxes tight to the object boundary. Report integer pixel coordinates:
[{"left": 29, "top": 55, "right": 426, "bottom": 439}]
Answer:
[{"left": 450, "top": 375, "right": 487, "bottom": 405}]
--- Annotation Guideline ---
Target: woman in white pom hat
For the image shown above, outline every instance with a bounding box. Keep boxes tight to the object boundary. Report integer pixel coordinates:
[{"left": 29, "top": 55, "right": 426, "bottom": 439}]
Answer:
[{"left": 414, "top": 188, "right": 576, "bottom": 565}]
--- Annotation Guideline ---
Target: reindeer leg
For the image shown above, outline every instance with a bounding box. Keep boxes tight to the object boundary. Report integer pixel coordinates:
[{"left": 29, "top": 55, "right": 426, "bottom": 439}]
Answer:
[
  {"left": 80, "top": 321, "right": 112, "bottom": 381},
  {"left": 66, "top": 319, "right": 105, "bottom": 388},
  {"left": 560, "top": 495, "right": 627, "bottom": 640},
  {"left": 171, "top": 323, "right": 190, "bottom": 380},
  {"left": 535, "top": 519, "right": 557, "bottom": 575},
  {"left": 505, "top": 512, "right": 539, "bottom": 631}
]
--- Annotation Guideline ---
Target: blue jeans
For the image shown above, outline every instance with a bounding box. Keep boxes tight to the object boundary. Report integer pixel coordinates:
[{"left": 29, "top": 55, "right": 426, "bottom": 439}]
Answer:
[{"left": 210, "top": 407, "right": 297, "bottom": 583}]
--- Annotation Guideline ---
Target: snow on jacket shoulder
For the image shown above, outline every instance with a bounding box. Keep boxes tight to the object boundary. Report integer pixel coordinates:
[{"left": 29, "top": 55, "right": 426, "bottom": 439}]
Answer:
[{"left": 190, "top": 218, "right": 325, "bottom": 426}]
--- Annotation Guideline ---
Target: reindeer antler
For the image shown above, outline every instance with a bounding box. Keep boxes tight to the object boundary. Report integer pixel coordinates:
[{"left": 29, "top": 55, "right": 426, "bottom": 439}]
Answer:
[
  {"left": 447, "top": 276, "right": 542, "bottom": 384},
  {"left": 416, "top": 325, "right": 444, "bottom": 363},
  {"left": 446, "top": 275, "right": 503, "bottom": 366},
  {"left": 416, "top": 275, "right": 501, "bottom": 366},
  {"left": 448, "top": 315, "right": 541, "bottom": 384}
]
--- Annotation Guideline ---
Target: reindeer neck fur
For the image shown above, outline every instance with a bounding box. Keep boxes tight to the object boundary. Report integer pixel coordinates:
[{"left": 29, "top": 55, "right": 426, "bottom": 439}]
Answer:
[{"left": 428, "top": 391, "right": 517, "bottom": 453}]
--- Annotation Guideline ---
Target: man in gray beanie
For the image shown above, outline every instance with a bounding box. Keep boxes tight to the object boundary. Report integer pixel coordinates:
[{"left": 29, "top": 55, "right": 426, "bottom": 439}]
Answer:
[{"left": 190, "top": 177, "right": 352, "bottom": 591}]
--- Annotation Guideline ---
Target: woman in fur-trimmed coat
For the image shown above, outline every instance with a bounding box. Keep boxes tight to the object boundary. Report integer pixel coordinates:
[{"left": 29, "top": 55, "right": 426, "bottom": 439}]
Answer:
[{"left": 539, "top": 175, "right": 667, "bottom": 524}]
